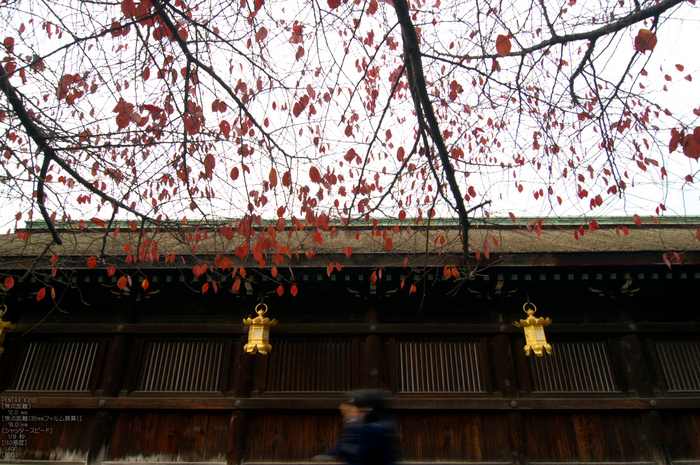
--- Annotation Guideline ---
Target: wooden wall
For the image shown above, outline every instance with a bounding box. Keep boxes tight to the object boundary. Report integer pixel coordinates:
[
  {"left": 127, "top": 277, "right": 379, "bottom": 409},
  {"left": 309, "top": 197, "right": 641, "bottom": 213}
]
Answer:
[{"left": 1, "top": 264, "right": 699, "bottom": 465}]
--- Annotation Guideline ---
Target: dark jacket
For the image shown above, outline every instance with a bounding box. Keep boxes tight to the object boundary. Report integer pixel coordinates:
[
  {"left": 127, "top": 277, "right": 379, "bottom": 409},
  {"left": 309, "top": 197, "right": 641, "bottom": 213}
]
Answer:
[{"left": 326, "top": 418, "right": 398, "bottom": 465}]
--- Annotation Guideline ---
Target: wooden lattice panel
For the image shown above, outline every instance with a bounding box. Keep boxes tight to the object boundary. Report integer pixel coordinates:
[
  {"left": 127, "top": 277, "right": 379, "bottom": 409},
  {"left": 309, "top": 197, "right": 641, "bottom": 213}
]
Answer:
[
  {"left": 396, "top": 340, "right": 485, "bottom": 393},
  {"left": 136, "top": 340, "right": 226, "bottom": 392},
  {"left": 266, "top": 339, "right": 354, "bottom": 392},
  {"left": 11, "top": 340, "right": 99, "bottom": 391},
  {"left": 655, "top": 339, "right": 700, "bottom": 392},
  {"left": 528, "top": 341, "right": 618, "bottom": 393}
]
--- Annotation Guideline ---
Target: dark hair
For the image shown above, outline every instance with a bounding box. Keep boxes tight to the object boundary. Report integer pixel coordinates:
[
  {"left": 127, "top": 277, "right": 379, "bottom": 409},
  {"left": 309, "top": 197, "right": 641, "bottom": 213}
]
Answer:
[{"left": 344, "top": 389, "right": 389, "bottom": 422}]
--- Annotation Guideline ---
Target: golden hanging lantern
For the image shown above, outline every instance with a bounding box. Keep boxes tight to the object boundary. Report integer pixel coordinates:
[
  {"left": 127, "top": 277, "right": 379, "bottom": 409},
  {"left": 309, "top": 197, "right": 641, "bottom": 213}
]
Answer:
[
  {"left": 243, "top": 303, "right": 277, "bottom": 354},
  {"left": 513, "top": 302, "right": 552, "bottom": 357},
  {"left": 0, "top": 305, "right": 14, "bottom": 357}
]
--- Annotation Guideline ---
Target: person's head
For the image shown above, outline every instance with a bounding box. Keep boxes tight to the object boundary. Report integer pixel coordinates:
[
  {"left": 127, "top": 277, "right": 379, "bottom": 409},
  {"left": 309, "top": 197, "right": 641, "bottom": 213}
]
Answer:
[{"left": 340, "top": 390, "right": 388, "bottom": 422}]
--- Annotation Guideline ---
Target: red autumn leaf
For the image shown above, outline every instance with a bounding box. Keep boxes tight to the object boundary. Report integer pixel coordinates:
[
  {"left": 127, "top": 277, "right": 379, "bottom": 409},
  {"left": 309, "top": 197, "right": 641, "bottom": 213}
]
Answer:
[
  {"left": 669, "top": 128, "right": 682, "bottom": 153},
  {"left": 255, "top": 26, "right": 268, "bottom": 42},
  {"left": 142, "top": 104, "right": 161, "bottom": 113},
  {"left": 201, "top": 282, "right": 209, "bottom": 294},
  {"left": 30, "top": 54, "right": 45, "bottom": 72},
  {"left": 367, "top": 0, "right": 378, "bottom": 13},
  {"left": 271, "top": 266, "right": 278, "bottom": 278},
  {"left": 230, "top": 167, "right": 239, "bottom": 180},
  {"left": 633, "top": 214, "right": 642, "bottom": 226},
  {"left": 219, "top": 257, "right": 233, "bottom": 270},
  {"left": 220, "top": 120, "right": 231, "bottom": 136},
  {"left": 476, "top": 249, "right": 481, "bottom": 260},
  {"left": 309, "top": 166, "right": 321, "bottom": 183},
  {"left": 343, "top": 246, "right": 353, "bottom": 257},
  {"left": 397, "top": 146, "right": 405, "bottom": 161},
  {"left": 50, "top": 254, "right": 59, "bottom": 264},
  {"left": 142, "top": 278, "right": 150, "bottom": 290},
  {"left": 204, "top": 153, "right": 216, "bottom": 172},
  {"left": 117, "top": 276, "right": 128, "bottom": 290},
  {"left": 694, "top": 127, "right": 700, "bottom": 145},
  {"left": 385, "top": 237, "right": 393, "bottom": 251},
  {"left": 36, "top": 287, "right": 46, "bottom": 301},
  {"left": 443, "top": 266, "right": 451, "bottom": 278},
  {"left": 220, "top": 226, "right": 234, "bottom": 240},
  {"left": 277, "top": 284, "right": 284, "bottom": 296},
  {"left": 122, "top": 0, "right": 137, "bottom": 18},
  {"left": 290, "top": 284, "right": 298, "bottom": 296},
  {"left": 293, "top": 95, "right": 310, "bottom": 117},
  {"left": 371, "top": 270, "right": 377, "bottom": 282},
  {"left": 409, "top": 284, "right": 417, "bottom": 294},
  {"left": 4, "top": 37, "right": 15, "bottom": 54},
  {"left": 468, "top": 186, "right": 477, "bottom": 198},
  {"left": 124, "top": 244, "right": 132, "bottom": 252},
  {"left": 328, "top": 0, "right": 342, "bottom": 8},
  {"left": 50, "top": 286, "right": 56, "bottom": 300},
  {"left": 327, "top": 262, "right": 334, "bottom": 276},
  {"left": 282, "top": 171, "right": 292, "bottom": 187},
  {"left": 290, "top": 24, "right": 304, "bottom": 43},
  {"left": 509, "top": 212, "right": 516, "bottom": 222},
  {"left": 232, "top": 278, "right": 242, "bottom": 292},
  {"left": 107, "top": 265, "right": 116, "bottom": 277},
  {"left": 496, "top": 35, "right": 511, "bottom": 57},
  {"left": 399, "top": 210, "right": 407, "bottom": 221},
  {"left": 269, "top": 168, "right": 278, "bottom": 188},
  {"left": 634, "top": 29, "right": 657, "bottom": 53},
  {"left": 4, "top": 277, "right": 14, "bottom": 290},
  {"left": 87, "top": 256, "right": 98, "bottom": 268},
  {"left": 451, "top": 268, "right": 459, "bottom": 278},
  {"left": 663, "top": 252, "right": 671, "bottom": 269},
  {"left": 683, "top": 135, "right": 700, "bottom": 160}
]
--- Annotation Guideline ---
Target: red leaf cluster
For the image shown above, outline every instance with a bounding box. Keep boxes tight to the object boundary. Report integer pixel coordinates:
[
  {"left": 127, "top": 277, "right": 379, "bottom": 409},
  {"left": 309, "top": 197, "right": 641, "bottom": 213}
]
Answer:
[{"left": 293, "top": 95, "right": 310, "bottom": 117}]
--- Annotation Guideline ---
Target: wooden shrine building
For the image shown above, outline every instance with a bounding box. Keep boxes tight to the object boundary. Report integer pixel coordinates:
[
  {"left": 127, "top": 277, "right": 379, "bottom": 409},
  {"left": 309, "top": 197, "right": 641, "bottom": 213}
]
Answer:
[{"left": 0, "top": 217, "right": 699, "bottom": 465}]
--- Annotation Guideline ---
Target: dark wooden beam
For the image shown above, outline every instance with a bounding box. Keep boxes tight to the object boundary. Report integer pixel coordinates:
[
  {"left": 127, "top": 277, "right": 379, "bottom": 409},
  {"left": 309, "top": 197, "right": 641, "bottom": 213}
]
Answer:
[
  {"left": 19, "top": 397, "right": 700, "bottom": 410},
  {"left": 8, "top": 322, "right": 700, "bottom": 335}
]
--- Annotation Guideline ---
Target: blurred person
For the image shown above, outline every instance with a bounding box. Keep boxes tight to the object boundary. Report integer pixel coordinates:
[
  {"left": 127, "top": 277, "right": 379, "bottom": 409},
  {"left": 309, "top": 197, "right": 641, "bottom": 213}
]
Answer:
[{"left": 313, "top": 389, "right": 399, "bottom": 465}]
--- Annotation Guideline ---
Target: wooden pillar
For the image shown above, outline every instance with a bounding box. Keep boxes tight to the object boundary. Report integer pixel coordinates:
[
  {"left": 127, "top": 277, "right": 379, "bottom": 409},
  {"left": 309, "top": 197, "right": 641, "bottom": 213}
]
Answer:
[
  {"left": 87, "top": 298, "right": 138, "bottom": 465},
  {"left": 228, "top": 335, "right": 255, "bottom": 465},
  {"left": 366, "top": 306, "right": 383, "bottom": 389},
  {"left": 620, "top": 333, "right": 671, "bottom": 465},
  {"left": 493, "top": 333, "right": 528, "bottom": 465}
]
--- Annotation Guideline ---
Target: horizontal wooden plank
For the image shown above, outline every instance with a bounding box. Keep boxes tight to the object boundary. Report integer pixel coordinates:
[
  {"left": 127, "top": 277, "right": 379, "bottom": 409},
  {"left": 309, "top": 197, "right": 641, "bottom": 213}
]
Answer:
[
  {"left": 243, "top": 462, "right": 659, "bottom": 465},
  {"left": 102, "top": 463, "right": 226, "bottom": 465},
  {"left": 7, "top": 322, "right": 700, "bottom": 335},
  {"left": 530, "top": 463, "right": 655, "bottom": 465},
  {"left": 244, "top": 463, "right": 512, "bottom": 465},
  {"left": 13, "top": 396, "right": 700, "bottom": 410},
  {"left": 16, "top": 462, "right": 86, "bottom": 465}
]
